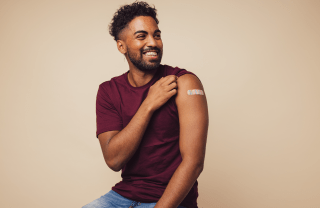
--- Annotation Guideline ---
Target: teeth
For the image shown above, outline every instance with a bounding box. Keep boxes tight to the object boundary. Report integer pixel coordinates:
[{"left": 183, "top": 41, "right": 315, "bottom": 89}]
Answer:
[{"left": 145, "top": 52, "right": 157, "bottom": 56}]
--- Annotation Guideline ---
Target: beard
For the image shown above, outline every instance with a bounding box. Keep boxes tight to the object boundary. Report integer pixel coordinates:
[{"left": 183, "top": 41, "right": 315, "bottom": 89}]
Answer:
[{"left": 127, "top": 47, "right": 163, "bottom": 72}]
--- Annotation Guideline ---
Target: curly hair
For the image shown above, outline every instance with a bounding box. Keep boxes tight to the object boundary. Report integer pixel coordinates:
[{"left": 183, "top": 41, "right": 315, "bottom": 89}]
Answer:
[{"left": 109, "top": 1, "right": 159, "bottom": 41}]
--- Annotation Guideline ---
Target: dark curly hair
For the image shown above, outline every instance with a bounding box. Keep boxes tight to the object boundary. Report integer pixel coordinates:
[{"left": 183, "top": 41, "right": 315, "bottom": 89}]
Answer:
[{"left": 109, "top": 1, "right": 159, "bottom": 41}]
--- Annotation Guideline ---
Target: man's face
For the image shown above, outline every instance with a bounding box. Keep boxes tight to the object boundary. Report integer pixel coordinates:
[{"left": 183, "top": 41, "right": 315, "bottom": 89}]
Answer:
[{"left": 122, "top": 16, "right": 163, "bottom": 72}]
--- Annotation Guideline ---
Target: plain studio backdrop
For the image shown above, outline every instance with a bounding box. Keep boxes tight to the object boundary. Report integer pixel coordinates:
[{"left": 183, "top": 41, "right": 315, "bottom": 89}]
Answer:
[{"left": 0, "top": 0, "right": 319, "bottom": 207}]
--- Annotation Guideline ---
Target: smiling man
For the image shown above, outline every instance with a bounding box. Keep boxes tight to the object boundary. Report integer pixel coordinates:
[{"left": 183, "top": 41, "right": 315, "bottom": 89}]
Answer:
[{"left": 83, "top": 1, "right": 208, "bottom": 208}]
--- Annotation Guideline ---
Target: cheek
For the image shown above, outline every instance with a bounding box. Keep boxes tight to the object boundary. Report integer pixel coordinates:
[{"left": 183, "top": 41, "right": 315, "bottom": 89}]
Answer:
[
  {"left": 158, "top": 41, "right": 163, "bottom": 50},
  {"left": 132, "top": 44, "right": 145, "bottom": 54},
  {"left": 132, "top": 40, "right": 145, "bottom": 48},
  {"left": 128, "top": 46, "right": 142, "bottom": 56}
]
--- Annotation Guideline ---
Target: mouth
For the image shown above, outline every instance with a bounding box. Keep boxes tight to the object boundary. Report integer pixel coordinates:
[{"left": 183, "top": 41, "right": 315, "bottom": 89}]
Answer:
[
  {"left": 143, "top": 51, "right": 158, "bottom": 57},
  {"left": 142, "top": 49, "right": 160, "bottom": 58}
]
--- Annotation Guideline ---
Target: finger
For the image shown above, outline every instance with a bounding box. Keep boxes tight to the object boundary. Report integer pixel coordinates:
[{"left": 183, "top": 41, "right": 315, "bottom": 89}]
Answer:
[
  {"left": 162, "top": 75, "right": 178, "bottom": 86},
  {"left": 166, "top": 81, "right": 177, "bottom": 91},
  {"left": 168, "top": 88, "right": 177, "bottom": 97}
]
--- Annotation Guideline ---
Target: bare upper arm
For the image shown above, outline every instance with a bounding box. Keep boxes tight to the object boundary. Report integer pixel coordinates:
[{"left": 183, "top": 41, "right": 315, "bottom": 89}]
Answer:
[{"left": 175, "top": 74, "right": 208, "bottom": 163}]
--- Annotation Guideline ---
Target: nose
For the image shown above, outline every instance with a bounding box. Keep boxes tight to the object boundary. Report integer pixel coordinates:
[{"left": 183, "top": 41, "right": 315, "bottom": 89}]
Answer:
[{"left": 146, "top": 35, "right": 157, "bottom": 47}]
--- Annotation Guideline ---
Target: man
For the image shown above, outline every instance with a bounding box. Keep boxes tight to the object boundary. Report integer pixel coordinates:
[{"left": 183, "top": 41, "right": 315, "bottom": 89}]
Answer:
[{"left": 84, "top": 1, "right": 208, "bottom": 208}]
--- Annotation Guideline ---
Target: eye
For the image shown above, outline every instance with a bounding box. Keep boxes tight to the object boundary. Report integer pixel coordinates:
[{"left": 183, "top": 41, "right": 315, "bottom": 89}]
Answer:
[
  {"left": 155, "top": 34, "right": 161, "bottom": 39},
  {"left": 137, "top": 35, "right": 146, "bottom": 39}
]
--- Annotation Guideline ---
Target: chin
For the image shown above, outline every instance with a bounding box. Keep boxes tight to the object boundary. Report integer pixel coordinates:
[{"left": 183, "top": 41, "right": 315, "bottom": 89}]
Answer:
[
  {"left": 139, "top": 64, "right": 160, "bottom": 72},
  {"left": 134, "top": 60, "right": 161, "bottom": 72}
]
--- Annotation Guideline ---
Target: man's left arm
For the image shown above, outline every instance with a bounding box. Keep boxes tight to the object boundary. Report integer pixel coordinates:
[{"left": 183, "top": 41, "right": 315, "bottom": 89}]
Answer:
[{"left": 155, "top": 74, "right": 209, "bottom": 208}]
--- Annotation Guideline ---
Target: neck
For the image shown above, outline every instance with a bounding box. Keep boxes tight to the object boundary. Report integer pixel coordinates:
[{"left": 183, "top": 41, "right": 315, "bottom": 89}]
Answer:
[{"left": 127, "top": 66, "right": 159, "bottom": 87}]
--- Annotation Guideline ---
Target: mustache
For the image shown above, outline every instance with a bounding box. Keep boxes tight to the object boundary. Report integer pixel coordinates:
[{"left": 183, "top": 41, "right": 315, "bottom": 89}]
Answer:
[{"left": 141, "top": 47, "right": 161, "bottom": 53}]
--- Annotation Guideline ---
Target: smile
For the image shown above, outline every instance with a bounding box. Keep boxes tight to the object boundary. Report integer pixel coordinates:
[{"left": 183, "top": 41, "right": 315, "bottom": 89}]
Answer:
[{"left": 143, "top": 51, "right": 158, "bottom": 57}]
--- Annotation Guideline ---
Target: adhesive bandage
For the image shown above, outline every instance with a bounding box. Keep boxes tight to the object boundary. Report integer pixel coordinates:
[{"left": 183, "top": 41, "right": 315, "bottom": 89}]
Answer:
[{"left": 187, "top": 89, "right": 204, "bottom": 95}]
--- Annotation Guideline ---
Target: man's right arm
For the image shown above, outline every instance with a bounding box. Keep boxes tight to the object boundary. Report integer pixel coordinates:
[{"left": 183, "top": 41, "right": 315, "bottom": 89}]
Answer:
[{"left": 98, "top": 75, "right": 178, "bottom": 172}]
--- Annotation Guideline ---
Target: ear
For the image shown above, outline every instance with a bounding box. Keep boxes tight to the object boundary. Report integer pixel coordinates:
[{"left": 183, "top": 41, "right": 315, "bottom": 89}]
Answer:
[{"left": 117, "top": 40, "right": 127, "bottom": 54}]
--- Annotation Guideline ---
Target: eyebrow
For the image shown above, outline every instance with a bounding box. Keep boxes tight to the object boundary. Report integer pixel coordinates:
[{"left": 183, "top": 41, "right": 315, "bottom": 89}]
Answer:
[{"left": 134, "top": 29, "right": 161, "bottom": 35}]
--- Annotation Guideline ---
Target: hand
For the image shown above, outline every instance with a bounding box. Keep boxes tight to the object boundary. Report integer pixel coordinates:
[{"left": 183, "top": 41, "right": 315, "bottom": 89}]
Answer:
[{"left": 144, "top": 75, "right": 178, "bottom": 112}]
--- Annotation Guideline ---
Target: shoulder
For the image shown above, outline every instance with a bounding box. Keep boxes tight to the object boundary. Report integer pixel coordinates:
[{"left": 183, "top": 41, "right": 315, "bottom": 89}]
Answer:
[
  {"left": 97, "top": 73, "right": 124, "bottom": 101},
  {"left": 175, "top": 73, "right": 206, "bottom": 107},
  {"left": 175, "top": 74, "right": 208, "bottom": 119},
  {"left": 98, "top": 72, "right": 127, "bottom": 91},
  {"left": 177, "top": 74, "right": 203, "bottom": 89}
]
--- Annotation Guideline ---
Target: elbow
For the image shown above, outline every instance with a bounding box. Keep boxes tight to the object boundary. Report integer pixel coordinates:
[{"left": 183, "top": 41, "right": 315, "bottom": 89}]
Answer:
[
  {"left": 183, "top": 157, "right": 204, "bottom": 176},
  {"left": 196, "top": 162, "right": 204, "bottom": 175},
  {"left": 190, "top": 161, "right": 204, "bottom": 177},
  {"left": 108, "top": 165, "right": 122, "bottom": 172},
  {"left": 103, "top": 151, "right": 123, "bottom": 172},
  {"left": 105, "top": 159, "right": 122, "bottom": 172}
]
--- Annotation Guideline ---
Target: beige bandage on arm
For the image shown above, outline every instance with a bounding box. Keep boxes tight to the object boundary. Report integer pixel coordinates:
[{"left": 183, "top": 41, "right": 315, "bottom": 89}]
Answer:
[{"left": 187, "top": 89, "right": 204, "bottom": 95}]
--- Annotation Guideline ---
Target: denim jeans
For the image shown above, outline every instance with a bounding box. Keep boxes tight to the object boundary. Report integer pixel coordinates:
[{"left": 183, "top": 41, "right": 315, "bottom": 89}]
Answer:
[{"left": 83, "top": 190, "right": 186, "bottom": 208}]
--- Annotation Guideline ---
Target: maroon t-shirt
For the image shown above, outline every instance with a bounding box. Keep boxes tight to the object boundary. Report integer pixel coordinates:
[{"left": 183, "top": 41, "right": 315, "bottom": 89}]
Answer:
[{"left": 96, "top": 64, "right": 198, "bottom": 208}]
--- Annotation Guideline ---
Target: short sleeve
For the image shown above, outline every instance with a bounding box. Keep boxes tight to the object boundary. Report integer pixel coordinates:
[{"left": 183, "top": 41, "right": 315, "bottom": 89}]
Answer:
[
  {"left": 163, "top": 65, "right": 197, "bottom": 78},
  {"left": 96, "top": 83, "right": 123, "bottom": 138},
  {"left": 175, "top": 68, "right": 195, "bottom": 78}
]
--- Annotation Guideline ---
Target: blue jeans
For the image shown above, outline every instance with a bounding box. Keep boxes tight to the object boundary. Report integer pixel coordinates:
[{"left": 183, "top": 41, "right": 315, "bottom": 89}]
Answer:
[{"left": 83, "top": 190, "right": 186, "bottom": 208}]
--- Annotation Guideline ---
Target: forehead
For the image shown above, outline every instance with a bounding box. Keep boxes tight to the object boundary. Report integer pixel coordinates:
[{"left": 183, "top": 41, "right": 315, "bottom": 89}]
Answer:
[{"left": 127, "top": 16, "right": 159, "bottom": 34}]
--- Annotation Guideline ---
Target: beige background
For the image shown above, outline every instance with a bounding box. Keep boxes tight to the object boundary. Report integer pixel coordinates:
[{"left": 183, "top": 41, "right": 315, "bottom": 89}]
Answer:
[{"left": 1, "top": 0, "right": 319, "bottom": 207}]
